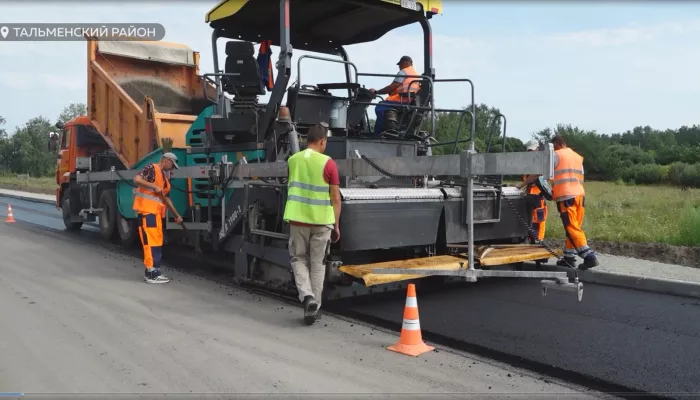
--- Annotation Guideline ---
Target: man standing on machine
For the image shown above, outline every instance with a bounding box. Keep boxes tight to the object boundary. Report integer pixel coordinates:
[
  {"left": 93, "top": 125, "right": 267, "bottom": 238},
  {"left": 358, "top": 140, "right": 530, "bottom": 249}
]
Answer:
[
  {"left": 369, "top": 55, "right": 420, "bottom": 136},
  {"left": 550, "top": 135, "right": 599, "bottom": 270},
  {"left": 284, "top": 124, "right": 342, "bottom": 324},
  {"left": 133, "top": 152, "right": 184, "bottom": 284}
]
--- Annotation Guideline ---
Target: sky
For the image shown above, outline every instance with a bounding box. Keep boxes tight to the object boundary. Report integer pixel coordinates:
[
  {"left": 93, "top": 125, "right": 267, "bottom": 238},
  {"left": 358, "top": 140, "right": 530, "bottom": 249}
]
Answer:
[{"left": 1, "top": 0, "right": 699, "bottom": 142}]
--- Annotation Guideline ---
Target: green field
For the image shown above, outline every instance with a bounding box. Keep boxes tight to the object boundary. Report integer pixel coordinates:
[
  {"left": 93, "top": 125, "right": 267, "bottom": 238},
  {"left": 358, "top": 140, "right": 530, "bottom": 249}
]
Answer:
[
  {"left": 542, "top": 181, "right": 700, "bottom": 247},
  {"left": 0, "top": 174, "right": 55, "bottom": 195},
  {"left": 1, "top": 175, "right": 698, "bottom": 246}
]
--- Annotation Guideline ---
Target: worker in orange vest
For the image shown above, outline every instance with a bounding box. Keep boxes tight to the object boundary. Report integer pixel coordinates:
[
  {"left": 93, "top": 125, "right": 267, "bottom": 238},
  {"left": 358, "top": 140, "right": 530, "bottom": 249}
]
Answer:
[
  {"left": 517, "top": 140, "right": 547, "bottom": 242},
  {"left": 369, "top": 55, "right": 420, "bottom": 135},
  {"left": 133, "top": 152, "right": 183, "bottom": 283},
  {"left": 550, "top": 135, "right": 598, "bottom": 270}
]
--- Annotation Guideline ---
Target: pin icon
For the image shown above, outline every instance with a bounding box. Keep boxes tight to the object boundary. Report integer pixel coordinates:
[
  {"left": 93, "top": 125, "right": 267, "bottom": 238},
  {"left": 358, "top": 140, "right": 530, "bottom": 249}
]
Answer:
[{"left": 0, "top": 27, "right": 8, "bottom": 39}]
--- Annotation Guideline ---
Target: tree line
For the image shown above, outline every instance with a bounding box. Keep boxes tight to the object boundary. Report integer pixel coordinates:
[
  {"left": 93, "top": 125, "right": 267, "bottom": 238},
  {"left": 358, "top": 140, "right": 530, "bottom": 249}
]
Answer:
[
  {"left": 2, "top": 101, "right": 699, "bottom": 188},
  {"left": 0, "top": 103, "right": 86, "bottom": 177},
  {"left": 427, "top": 105, "right": 700, "bottom": 188}
]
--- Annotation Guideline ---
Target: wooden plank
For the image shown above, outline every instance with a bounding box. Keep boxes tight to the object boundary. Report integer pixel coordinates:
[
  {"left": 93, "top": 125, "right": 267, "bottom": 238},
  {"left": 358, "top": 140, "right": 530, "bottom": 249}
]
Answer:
[
  {"left": 479, "top": 247, "right": 494, "bottom": 260},
  {"left": 339, "top": 255, "right": 467, "bottom": 287}
]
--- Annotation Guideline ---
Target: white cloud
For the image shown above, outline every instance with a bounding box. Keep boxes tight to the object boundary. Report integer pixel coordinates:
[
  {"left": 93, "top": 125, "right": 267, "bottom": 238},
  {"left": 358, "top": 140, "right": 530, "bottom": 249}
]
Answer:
[{"left": 545, "top": 18, "right": 700, "bottom": 47}]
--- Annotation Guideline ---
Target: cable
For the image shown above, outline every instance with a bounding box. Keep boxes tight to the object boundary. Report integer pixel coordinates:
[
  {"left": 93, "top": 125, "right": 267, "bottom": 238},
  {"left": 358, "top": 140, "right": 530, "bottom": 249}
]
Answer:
[{"left": 357, "top": 154, "right": 423, "bottom": 181}]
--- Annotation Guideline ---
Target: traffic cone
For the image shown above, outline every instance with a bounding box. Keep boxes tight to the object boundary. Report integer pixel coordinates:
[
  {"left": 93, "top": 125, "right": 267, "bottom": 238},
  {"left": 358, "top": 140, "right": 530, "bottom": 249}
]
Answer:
[
  {"left": 388, "top": 283, "right": 434, "bottom": 357},
  {"left": 5, "top": 204, "right": 15, "bottom": 223}
]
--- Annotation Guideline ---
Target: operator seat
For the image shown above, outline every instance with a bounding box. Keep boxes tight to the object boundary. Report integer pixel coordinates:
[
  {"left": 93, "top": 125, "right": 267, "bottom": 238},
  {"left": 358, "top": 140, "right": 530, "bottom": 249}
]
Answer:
[
  {"left": 382, "top": 80, "right": 431, "bottom": 139},
  {"left": 208, "top": 40, "right": 265, "bottom": 146},
  {"left": 223, "top": 41, "right": 265, "bottom": 101}
]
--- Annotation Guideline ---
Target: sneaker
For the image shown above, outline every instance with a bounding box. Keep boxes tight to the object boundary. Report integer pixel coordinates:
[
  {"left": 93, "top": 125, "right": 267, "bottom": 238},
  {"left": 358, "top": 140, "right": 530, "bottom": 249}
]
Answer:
[
  {"left": 557, "top": 257, "right": 577, "bottom": 268},
  {"left": 579, "top": 256, "right": 600, "bottom": 270},
  {"left": 145, "top": 275, "right": 171, "bottom": 284}
]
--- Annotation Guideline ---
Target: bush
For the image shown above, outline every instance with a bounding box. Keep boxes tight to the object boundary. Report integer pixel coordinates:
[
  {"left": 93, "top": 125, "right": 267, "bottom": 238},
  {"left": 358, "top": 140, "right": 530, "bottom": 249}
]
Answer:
[
  {"left": 675, "top": 205, "right": 700, "bottom": 246},
  {"left": 621, "top": 166, "right": 636, "bottom": 183},
  {"left": 621, "top": 164, "right": 665, "bottom": 185},
  {"left": 679, "top": 164, "right": 700, "bottom": 188},
  {"left": 668, "top": 162, "right": 688, "bottom": 186},
  {"left": 635, "top": 164, "right": 665, "bottom": 185}
]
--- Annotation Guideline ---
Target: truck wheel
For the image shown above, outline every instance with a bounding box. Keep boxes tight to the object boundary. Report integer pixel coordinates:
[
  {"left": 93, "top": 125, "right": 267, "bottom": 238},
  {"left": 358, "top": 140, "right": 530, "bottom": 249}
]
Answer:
[
  {"left": 62, "top": 190, "right": 83, "bottom": 231},
  {"left": 117, "top": 215, "right": 138, "bottom": 248},
  {"left": 98, "top": 189, "right": 118, "bottom": 241}
]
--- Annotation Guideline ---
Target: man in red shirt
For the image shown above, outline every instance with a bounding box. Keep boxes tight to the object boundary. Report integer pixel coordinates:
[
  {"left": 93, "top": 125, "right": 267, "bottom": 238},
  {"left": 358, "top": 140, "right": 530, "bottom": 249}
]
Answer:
[{"left": 284, "top": 124, "right": 341, "bottom": 324}]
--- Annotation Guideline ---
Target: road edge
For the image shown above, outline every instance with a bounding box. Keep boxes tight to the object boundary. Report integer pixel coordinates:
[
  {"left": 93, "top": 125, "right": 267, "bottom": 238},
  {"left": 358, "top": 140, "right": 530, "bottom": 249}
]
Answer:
[
  {"left": 3, "top": 190, "right": 700, "bottom": 301},
  {"left": 0, "top": 191, "right": 54, "bottom": 205}
]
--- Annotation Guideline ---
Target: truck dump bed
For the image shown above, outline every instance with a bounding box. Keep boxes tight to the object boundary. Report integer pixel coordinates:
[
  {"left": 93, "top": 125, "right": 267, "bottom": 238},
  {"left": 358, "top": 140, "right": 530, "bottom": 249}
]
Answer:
[{"left": 87, "top": 38, "right": 215, "bottom": 168}]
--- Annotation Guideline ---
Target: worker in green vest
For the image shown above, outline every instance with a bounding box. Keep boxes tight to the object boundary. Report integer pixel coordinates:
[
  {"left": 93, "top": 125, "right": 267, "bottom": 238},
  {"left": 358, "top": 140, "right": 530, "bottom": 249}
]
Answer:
[{"left": 283, "top": 124, "right": 342, "bottom": 325}]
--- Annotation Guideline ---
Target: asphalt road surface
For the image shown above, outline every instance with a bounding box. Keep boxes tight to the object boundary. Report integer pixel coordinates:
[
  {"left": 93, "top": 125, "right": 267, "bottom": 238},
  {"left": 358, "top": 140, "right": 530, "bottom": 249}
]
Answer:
[
  {"left": 0, "top": 197, "right": 601, "bottom": 397},
  {"left": 4, "top": 196, "right": 700, "bottom": 398},
  {"left": 337, "top": 280, "right": 700, "bottom": 398}
]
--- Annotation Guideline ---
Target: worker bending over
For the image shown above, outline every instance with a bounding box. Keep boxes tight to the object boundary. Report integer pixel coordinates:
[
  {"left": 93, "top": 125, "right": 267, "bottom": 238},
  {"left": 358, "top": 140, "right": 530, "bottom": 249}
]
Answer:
[
  {"left": 284, "top": 124, "right": 342, "bottom": 324},
  {"left": 550, "top": 135, "right": 599, "bottom": 270},
  {"left": 517, "top": 140, "right": 547, "bottom": 242},
  {"left": 369, "top": 55, "right": 420, "bottom": 136},
  {"left": 133, "top": 152, "right": 184, "bottom": 283}
]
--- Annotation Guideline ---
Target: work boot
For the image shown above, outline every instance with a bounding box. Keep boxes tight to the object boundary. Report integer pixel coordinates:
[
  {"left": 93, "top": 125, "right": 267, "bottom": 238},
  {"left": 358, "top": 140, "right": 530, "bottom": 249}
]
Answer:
[
  {"left": 302, "top": 295, "right": 319, "bottom": 325},
  {"left": 557, "top": 257, "right": 577, "bottom": 268},
  {"left": 579, "top": 255, "right": 600, "bottom": 270}
]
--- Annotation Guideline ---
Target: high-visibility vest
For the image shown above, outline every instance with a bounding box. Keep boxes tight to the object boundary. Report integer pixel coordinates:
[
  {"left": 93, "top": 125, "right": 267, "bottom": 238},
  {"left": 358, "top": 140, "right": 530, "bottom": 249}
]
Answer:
[
  {"left": 523, "top": 175, "right": 542, "bottom": 195},
  {"left": 133, "top": 162, "right": 170, "bottom": 218},
  {"left": 551, "top": 148, "right": 585, "bottom": 201},
  {"left": 283, "top": 149, "right": 335, "bottom": 225},
  {"left": 386, "top": 65, "right": 420, "bottom": 103}
]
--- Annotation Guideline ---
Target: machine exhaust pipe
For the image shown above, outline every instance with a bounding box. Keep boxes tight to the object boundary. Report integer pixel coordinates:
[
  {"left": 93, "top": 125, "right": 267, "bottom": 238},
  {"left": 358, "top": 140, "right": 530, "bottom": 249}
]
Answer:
[
  {"left": 287, "top": 126, "right": 300, "bottom": 154},
  {"left": 278, "top": 106, "right": 300, "bottom": 155}
]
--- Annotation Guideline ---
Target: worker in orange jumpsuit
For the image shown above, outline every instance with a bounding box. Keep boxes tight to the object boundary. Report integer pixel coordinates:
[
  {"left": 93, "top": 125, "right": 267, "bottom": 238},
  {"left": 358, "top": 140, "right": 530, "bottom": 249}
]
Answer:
[
  {"left": 550, "top": 135, "right": 598, "bottom": 270},
  {"left": 133, "top": 152, "right": 183, "bottom": 283},
  {"left": 517, "top": 140, "right": 547, "bottom": 243}
]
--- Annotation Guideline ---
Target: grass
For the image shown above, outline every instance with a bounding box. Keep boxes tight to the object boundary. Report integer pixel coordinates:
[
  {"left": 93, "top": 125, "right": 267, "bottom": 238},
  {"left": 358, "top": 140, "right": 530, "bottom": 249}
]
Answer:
[
  {"left": 541, "top": 181, "right": 700, "bottom": 246},
  {"left": 0, "top": 174, "right": 56, "bottom": 195}
]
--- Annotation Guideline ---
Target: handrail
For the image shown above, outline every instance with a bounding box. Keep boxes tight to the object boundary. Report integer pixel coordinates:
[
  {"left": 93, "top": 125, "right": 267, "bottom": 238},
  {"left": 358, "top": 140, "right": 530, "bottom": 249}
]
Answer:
[
  {"left": 296, "top": 55, "right": 359, "bottom": 98},
  {"left": 434, "top": 79, "right": 474, "bottom": 152},
  {"left": 485, "top": 113, "right": 507, "bottom": 153},
  {"left": 452, "top": 111, "right": 474, "bottom": 154}
]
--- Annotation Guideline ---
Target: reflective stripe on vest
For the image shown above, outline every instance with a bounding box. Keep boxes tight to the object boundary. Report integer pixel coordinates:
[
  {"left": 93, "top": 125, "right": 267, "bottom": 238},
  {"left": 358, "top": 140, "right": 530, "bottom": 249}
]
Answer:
[
  {"left": 283, "top": 149, "right": 335, "bottom": 225},
  {"left": 387, "top": 66, "right": 420, "bottom": 103},
  {"left": 551, "top": 148, "right": 585, "bottom": 201},
  {"left": 132, "top": 189, "right": 164, "bottom": 203},
  {"left": 132, "top": 163, "right": 170, "bottom": 216}
]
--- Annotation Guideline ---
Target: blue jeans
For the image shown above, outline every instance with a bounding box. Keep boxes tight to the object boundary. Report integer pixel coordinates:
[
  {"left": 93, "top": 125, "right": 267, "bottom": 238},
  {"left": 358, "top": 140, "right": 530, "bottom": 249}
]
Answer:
[{"left": 374, "top": 101, "right": 402, "bottom": 135}]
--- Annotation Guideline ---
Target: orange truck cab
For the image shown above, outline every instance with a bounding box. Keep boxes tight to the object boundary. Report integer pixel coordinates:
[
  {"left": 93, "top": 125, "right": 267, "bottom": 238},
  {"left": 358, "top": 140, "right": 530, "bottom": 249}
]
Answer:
[{"left": 53, "top": 117, "right": 111, "bottom": 209}]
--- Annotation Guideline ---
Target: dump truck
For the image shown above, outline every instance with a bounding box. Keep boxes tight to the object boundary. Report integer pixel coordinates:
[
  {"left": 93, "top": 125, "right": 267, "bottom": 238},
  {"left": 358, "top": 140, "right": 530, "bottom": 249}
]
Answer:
[
  {"left": 51, "top": 37, "right": 224, "bottom": 244},
  {"left": 51, "top": 0, "right": 583, "bottom": 302}
]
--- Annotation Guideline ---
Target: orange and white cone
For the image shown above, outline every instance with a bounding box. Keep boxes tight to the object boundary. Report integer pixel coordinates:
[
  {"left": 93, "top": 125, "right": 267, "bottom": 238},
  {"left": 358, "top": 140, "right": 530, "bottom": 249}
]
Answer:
[
  {"left": 388, "top": 283, "right": 434, "bottom": 357},
  {"left": 5, "top": 204, "right": 15, "bottom": 223}
]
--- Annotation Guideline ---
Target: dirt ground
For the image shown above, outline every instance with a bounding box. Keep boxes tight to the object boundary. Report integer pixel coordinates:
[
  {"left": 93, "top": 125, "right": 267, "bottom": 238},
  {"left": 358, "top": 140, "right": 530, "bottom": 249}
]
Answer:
[{"left": 547, "top": 238, "right": 700, "bottom": 268}]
